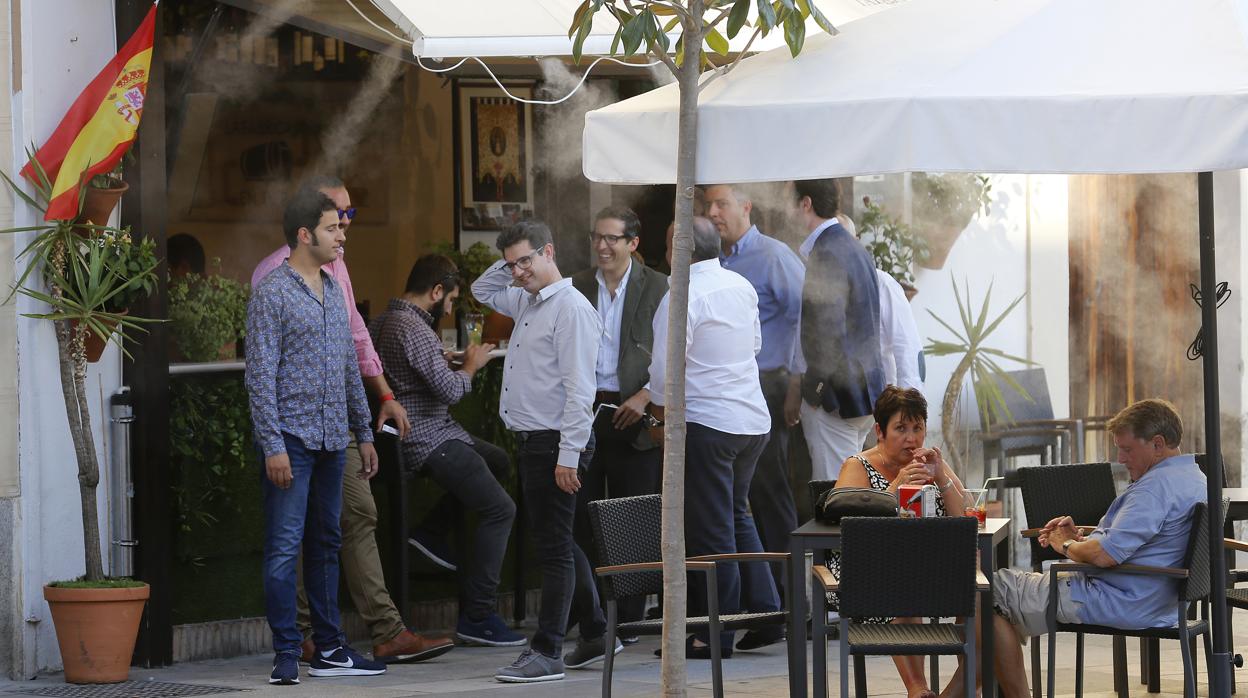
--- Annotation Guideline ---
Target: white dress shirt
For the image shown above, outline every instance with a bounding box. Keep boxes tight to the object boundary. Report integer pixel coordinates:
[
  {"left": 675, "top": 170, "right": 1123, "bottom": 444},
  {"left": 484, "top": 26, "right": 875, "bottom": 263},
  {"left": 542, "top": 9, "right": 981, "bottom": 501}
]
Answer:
[
  {"left": 795, "top": 217, "right": 923, "bottom": 391},
  {"left": 472, "top": 261, "right": 602, "bottom": 468},
  {"left": 649, "top": 259, "right": 771, "bottom": 436},
  {"left": 594, "top": 261, "right": 631, "bottom": 392}
]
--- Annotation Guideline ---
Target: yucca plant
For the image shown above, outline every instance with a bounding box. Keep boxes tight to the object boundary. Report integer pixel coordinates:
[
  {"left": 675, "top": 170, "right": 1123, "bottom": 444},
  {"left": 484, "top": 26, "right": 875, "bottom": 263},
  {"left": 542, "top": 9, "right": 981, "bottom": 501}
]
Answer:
[
  {"left": 924, "top": 275, "right": 1032, "bottom": 472},
  {"left": 0, "top": 151, "right": 160, "bottom": 582}
]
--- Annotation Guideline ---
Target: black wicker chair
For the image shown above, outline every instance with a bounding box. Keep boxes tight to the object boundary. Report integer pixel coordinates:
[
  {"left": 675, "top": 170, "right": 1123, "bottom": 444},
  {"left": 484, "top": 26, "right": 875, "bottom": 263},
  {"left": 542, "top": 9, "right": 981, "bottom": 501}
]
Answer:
[
  {"left": 813, "top": 516, "right": 983, "bottom": 698},
  {"left": 1017, "top": 463, "right": 1119, "bottom": 698},
  {"left": 588, "top": 494, "right": 789, "bottom": 698},
  {"left": 1045, "top": 501, "right": 1218, "bottom": 698}
]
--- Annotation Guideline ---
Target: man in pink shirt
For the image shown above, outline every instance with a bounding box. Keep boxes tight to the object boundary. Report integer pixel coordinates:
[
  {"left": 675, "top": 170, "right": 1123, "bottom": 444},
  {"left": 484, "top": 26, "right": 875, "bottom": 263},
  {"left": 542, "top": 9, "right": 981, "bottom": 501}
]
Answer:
[{"left": 251, "top": 175, "right": 452, "bottom": 663}]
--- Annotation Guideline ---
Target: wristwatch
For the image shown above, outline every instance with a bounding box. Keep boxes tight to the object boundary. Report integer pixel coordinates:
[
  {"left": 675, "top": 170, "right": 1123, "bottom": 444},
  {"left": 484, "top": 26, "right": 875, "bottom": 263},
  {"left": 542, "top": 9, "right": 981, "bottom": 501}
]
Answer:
[{"left": 1062, "top": 539, "right": 1075, "bottom": 555}]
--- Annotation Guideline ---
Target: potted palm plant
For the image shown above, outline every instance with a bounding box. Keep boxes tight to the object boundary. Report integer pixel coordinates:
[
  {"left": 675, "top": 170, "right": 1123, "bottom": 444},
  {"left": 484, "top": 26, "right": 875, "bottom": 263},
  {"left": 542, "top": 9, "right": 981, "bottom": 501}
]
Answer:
[
  {"left": 924, "top": 276, "right": 1032, "bottom": 473},
  {"left": 1, "top": 155, "right": 160, "bottom": 683}
]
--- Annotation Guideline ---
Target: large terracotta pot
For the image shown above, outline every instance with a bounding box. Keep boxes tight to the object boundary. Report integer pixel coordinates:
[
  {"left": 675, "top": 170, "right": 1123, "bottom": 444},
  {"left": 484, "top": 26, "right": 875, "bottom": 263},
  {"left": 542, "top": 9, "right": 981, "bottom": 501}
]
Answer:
[
  {"left": 44, "top": 583, "right": 150, "bottom": 684},
  {"left": 77, "top": 180, "right": 129, "bottom": 229}
]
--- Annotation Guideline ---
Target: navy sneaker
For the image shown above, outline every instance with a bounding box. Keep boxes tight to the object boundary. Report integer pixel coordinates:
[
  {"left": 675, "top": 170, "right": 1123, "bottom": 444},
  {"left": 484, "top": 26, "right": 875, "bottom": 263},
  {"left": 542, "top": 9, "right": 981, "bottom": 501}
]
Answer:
[
  {"left": 269, "top": 652, "right": 299, "bottom": 685},
  {"left": 456, "top": 612, "right": 527, "bottom": 647},
  {"left": 408, "top": 528, "right": 458, "bottom": 571},
  {"left": 307, "top": 645, "right": 387, "bottom": 678}
]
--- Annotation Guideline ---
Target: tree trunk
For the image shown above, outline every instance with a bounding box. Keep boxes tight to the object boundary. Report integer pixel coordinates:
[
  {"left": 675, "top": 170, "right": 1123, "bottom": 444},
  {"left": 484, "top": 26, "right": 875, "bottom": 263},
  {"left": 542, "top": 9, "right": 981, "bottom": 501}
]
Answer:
[
  {"left": 940, "top": 352, "right": 975, "bottom": 476},
  {"left": 659, "top": 5, "right": 702, "bottom": 696},
  {"left": 54, "top": 317, "right": 106, "bottom": 581}
]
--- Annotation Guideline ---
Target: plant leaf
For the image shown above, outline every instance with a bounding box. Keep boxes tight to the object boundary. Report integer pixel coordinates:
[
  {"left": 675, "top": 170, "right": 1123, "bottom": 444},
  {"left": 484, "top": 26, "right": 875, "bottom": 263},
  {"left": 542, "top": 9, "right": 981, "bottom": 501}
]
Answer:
[
  {"left": 756, "top": 0, "right": 778, "bottom": 31},
  {"left": 704, "top": 25, "right": 729, "bottom": 55},
  {"left": 726, "top": 0, "right": 751, "bottom": 38},
  {"left": 783, "top": 8, "right": 805, "bottom": 56}
]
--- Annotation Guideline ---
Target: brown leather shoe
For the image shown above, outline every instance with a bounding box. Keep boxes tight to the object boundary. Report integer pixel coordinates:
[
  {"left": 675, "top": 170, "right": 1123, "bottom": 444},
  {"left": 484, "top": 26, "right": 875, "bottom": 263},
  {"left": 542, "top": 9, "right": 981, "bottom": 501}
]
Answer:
[
  {"left": 373, "top": 629, "right": 455, "bottom": 664},
  {"left": 299, "top": 637, "right": 315, "bottom": 664}
]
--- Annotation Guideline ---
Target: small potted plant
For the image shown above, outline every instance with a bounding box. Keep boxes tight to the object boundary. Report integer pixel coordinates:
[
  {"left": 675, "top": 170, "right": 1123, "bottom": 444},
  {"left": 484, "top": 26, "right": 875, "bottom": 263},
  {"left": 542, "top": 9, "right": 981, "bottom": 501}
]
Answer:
[
  {"left": 168, "top": 264, "right": 249, "bottom": 362},
  {"left": 857, "top": 198, "right": 929, "bottom": 299},
  {"left": 910, "top": 173, "right": 993, "bottom": 270},
  {"left": 1, "top": 155, "right": 160, "bottom": 683},
  {"left": 434, "top": 241, "right": 512, "bottom": 344}
]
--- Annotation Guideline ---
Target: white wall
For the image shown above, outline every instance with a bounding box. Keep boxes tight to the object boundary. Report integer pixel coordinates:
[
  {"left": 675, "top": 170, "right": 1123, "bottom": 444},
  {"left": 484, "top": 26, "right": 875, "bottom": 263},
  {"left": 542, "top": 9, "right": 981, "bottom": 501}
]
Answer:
[
  {"left": 910, "top": 174, "right": 1071, "bottom": 483},
  {"left": 12, "top": 0, "right": 122, "bottom": 676}
]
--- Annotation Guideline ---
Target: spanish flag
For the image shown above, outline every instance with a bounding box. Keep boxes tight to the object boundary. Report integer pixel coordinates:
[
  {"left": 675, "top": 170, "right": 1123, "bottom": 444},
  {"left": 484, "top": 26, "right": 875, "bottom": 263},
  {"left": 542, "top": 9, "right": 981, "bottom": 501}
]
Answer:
[{"left": 21, "top": 2, "right": 158, "bottom": 221}]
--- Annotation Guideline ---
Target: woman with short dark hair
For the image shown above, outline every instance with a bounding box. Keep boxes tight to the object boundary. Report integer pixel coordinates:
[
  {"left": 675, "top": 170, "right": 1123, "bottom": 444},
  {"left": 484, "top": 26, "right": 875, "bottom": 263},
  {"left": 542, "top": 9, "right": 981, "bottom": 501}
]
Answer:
[{"left": 830, "top": 385, "right": 971, "bottom": 698}]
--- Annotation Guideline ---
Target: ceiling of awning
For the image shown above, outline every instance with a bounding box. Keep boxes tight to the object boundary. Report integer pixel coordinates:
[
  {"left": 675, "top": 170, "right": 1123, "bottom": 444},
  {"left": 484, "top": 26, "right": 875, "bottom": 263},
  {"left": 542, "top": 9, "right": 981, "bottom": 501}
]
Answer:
[
  {"left": 215, "top": 0, "right": 416, "bottom": 62},
  {"left": 217, "top": 0, "right": 908, "bottom": 62}
]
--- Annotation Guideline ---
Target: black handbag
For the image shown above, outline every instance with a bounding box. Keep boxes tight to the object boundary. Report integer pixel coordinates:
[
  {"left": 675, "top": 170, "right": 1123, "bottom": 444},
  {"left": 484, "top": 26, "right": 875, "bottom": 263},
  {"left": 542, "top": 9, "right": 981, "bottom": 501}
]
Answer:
[{"left": 816, "top": 487, "right": 899, "bottom": 523}]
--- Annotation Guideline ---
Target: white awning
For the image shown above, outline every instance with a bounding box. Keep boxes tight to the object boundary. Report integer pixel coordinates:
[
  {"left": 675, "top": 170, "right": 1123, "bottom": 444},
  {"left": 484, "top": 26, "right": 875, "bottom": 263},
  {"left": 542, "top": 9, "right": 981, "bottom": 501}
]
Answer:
[
  {"left": 582, "top": 0, "right": 1248, "bottom": 184},
  {"left": 367, "top": 0, "right": 906, "bottom": 58}
]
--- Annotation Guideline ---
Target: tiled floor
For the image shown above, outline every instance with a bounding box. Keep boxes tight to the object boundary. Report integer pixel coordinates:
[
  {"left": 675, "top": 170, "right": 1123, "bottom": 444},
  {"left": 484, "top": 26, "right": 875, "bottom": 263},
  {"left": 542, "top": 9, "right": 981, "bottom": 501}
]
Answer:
[{"left": 0, "top": 625, "right": 1240, "bottom": 697}]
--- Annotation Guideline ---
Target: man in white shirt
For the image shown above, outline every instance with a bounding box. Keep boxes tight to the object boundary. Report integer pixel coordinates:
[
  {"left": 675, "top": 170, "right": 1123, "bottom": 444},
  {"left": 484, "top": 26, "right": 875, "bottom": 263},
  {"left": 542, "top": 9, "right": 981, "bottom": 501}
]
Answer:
[
  {"left": 472, "top": 221, "right": 608, "bottom": 683},
  {"left": 649, "top": 216, "right": 781, "bottom": 659}
]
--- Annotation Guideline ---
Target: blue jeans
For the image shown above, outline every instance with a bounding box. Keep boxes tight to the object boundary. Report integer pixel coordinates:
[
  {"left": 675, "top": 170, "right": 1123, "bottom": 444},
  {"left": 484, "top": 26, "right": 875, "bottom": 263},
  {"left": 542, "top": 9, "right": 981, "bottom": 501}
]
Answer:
[
  {"left": 685, "top": 422, "right": 780, "bottom": 646},
  {"left": 262, "top": 433, "right": 347, "bottom": 655}
]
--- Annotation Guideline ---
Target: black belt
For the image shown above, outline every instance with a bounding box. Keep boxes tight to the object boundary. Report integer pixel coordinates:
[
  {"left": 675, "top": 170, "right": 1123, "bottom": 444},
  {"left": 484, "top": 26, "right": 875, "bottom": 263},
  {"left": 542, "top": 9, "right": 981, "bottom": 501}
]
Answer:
[{"left": 595, "top": 390, "right": 622, "bottom": 407}]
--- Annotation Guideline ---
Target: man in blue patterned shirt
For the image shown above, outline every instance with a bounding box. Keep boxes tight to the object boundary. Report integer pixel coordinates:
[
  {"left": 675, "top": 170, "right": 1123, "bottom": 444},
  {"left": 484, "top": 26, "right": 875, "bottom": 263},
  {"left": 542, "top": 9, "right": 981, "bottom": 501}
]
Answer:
[{"left": 246, "top": 188, "right": 386, "bottom": 685}]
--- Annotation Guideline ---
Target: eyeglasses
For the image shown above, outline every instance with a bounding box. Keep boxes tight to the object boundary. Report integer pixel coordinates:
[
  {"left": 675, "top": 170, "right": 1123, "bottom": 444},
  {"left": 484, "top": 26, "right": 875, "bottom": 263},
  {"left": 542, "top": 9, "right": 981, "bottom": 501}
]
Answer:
[
  {"left": 502, "top": 247, "right": 545, "bottom": 273},
  {"left": 589, "top": 233, "right": 631, "bottom": 246},
  {"left": 337, "top": 207, "right": 357, "bottom": 221}
]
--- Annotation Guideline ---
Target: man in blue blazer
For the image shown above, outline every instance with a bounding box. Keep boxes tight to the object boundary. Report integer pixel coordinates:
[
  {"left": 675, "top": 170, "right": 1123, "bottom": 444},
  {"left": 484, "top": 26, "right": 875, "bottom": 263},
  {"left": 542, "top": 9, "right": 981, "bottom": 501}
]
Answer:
[{"left": 787, "top": 178, "right": 885, "bottom": 480}]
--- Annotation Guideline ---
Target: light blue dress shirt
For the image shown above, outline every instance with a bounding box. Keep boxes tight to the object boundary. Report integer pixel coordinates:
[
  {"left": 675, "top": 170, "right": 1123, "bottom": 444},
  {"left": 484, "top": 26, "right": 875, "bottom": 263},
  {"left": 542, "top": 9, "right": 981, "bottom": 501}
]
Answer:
[
  {"left": 719, "top": 226, "right": 805, "bottom": 373},
  {"left": 1071, "top": 453, "right": 1207, "bottom": 629}
]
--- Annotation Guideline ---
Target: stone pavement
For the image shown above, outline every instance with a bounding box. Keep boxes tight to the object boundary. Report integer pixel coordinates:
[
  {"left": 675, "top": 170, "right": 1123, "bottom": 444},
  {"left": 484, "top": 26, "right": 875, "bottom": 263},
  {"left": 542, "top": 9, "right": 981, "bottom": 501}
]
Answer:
[{"left": 0, "top": 625, "right": 1235, "bottom": 697}]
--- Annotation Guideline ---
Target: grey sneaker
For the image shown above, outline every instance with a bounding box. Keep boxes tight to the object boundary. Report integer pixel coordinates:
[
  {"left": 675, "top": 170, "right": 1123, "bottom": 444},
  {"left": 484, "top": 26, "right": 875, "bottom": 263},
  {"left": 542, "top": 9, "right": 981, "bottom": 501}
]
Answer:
[
  {"left": 495, "top": 648, "right": 565, "bottom": 683},
  {"left": 564, "top": 636, "right": 624, "bottom": 669}
]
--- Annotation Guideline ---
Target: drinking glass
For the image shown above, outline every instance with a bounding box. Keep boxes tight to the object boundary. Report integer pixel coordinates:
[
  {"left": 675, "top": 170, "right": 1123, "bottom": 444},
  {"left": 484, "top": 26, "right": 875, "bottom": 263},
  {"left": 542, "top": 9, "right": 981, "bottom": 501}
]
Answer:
[
  {"left": 962, "top": 488, "right": 988, "bottom": 528},
  {"left": 464, "top": 313, "right": 484, "bottom": 346}
]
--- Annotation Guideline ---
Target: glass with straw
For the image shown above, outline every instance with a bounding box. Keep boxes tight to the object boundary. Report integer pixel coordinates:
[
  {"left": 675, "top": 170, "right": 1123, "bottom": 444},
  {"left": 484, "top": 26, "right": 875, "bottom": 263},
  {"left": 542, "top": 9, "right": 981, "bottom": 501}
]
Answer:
[{"left": 962, "top": 488, "right": 988, "bottom": 528}]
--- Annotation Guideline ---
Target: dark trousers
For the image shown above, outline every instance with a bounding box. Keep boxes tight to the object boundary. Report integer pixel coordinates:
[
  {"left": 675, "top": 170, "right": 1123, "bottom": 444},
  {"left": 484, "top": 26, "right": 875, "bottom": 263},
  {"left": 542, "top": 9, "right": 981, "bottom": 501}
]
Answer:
[
  {"left": 748, "top": 368, "right": 798, "bottom": 594},
  {"left": 419, "top": 436, "right": 517, "bottom": 621},
  {"left": 261, "top": 433, "right": 346, "bottom": 655},
  {"left": 685, "top": 422, "right": 780, "bottom": 646},
  {"left": 572, "top": 419, "right": 662, "bottom": 631},
  {"left": 516, "top": 430, "right": 605, "bottom": 657}
]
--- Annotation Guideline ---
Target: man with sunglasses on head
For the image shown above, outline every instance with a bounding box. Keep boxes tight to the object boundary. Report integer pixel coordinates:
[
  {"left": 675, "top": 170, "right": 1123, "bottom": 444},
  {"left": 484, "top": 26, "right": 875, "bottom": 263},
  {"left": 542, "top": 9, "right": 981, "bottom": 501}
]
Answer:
[
  {"left": 370, "top": 254, "right": 525, "bottom": 649},
  {"left": 252, "top": 175, "right": 452, "bottom": 666},
  {"left": 472, "top": 220, "right": 606, "bottom": 683},
  {"left": 568, "top": 206, "right": 667, "bottom": 646}
]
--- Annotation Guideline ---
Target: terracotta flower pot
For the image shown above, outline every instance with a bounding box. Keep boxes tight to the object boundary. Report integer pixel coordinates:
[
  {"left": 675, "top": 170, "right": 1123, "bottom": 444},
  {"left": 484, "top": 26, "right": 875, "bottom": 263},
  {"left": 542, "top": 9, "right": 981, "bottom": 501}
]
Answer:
[
  {"left": 44, "top": 583, "right": 149, "bottom": 684},
  {"left": 76, "top": 180, "right": 129, "bottom": 230},
  {"left": 71, "top": 311, "right": 128, "bottom": 363}
]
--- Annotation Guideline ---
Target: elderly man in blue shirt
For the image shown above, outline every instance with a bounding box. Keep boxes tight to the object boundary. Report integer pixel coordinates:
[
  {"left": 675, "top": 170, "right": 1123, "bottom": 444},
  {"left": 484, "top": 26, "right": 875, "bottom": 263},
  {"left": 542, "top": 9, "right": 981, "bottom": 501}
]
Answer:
[
  {"left": 705, "top": 184, "right": 805, "bottom": 647},
  {"left": 949, "top": 399, "right": 1207, "bottom": 697}
]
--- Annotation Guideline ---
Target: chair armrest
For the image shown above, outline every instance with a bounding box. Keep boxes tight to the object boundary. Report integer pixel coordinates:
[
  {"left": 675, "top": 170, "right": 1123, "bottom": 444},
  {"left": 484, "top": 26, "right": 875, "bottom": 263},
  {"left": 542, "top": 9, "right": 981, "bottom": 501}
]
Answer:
[
  {"left": 1050, "top": 561, "right": 1188, "bottom": 579},
  {"left": 688, "top": 552, "right": 791, "bottom": 563},
  {"left": 977, "top": 427, "right": 1073, "bottom": 442},
  {"left": 595, "top": 560, "right": 716, "bottom": 577},
  {"left": 1005, "top": 419, "right": 1081, "bottom": 430},
  {"left": 1225, "top": 538, "right": 1248, "bottom": 553},
  {"left": 1232, "top": 569, "right": 1248, "bottom": 584},
  {"left": 1020, "top": 526, "right": 1096, "bottom": 539},
  {"left": 977, "top": 569, "right": 991, "bottom": 591},
  {"left": 812, "top": 564, "right": 838, "bottom": 592}
]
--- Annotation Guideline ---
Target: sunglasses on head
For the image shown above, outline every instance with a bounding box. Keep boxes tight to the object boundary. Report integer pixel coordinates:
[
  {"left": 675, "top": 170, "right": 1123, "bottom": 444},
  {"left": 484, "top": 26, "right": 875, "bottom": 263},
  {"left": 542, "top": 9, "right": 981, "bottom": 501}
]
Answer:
[{"left": 337, "top": 208, "right": 357, "bottom": 221}]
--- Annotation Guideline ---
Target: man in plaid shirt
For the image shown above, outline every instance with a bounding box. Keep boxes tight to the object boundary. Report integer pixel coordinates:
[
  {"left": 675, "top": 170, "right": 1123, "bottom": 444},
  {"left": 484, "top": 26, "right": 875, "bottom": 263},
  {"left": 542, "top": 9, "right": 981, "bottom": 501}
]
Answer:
[{"left": 369, "top": 254, "right": 524, "bottom": 648}]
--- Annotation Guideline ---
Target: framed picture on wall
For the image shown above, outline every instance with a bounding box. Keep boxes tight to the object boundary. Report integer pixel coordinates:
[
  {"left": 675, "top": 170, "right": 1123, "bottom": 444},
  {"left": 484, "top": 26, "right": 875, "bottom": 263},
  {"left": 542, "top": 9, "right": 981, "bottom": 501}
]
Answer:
[{"left": 456, "top": 83, "right": 536, "bottom": 234}]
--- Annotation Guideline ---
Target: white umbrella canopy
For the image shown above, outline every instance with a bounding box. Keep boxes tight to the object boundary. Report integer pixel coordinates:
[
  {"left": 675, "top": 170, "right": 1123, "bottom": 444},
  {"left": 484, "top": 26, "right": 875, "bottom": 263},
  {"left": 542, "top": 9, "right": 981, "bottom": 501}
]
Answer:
[{"left": 582, "top": 0, "right": 1248, "bottom": 184}]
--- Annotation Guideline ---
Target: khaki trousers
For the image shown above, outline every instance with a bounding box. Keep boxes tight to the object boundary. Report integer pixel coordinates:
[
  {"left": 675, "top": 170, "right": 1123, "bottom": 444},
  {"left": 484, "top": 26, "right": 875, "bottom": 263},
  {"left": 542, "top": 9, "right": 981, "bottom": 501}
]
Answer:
[{"left": 296, "top": 437, "right": 406, "bottom": 646}]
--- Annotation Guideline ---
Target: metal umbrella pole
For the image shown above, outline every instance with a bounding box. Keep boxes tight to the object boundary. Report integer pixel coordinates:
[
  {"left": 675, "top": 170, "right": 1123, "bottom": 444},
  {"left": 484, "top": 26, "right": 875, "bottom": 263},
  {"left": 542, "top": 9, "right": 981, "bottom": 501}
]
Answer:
[{"left": 1197, "top": 170, "right": 1233, "bottom": 696}]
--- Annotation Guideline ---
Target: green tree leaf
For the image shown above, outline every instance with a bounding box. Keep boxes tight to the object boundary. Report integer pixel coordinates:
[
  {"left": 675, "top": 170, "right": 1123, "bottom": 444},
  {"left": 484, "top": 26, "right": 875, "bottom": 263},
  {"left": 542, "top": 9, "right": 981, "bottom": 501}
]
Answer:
[{"left": 726, "top": 0, "right": 751, "bottom": 38}]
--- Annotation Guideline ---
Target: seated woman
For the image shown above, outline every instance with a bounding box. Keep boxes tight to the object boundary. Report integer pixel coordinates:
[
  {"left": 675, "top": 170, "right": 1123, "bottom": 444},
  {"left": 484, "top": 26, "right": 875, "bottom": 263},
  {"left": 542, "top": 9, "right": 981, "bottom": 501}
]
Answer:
[{"left": 830, "top": 385, "right": 970, "bottom": 698}]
